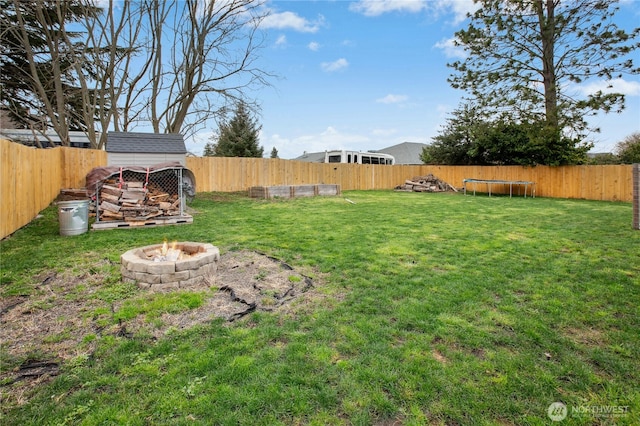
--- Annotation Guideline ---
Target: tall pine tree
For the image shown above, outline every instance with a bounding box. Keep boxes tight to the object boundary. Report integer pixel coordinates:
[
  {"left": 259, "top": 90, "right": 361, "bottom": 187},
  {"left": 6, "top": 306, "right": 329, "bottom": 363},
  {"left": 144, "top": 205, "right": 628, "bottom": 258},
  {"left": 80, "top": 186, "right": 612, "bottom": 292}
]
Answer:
[
  {"left": 448, "top": 0, "right": 639, "bottom": 165},
  {"left": 206, "top": 102, "right": 263, "bottom": 157}
]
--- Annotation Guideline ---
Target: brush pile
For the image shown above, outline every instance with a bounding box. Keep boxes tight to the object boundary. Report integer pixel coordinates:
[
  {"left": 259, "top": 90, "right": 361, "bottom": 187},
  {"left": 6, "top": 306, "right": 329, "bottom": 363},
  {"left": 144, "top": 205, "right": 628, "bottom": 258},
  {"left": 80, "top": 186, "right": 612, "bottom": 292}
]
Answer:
[{"left": 395, "top": 174, "right": 458, "bottom": 193}]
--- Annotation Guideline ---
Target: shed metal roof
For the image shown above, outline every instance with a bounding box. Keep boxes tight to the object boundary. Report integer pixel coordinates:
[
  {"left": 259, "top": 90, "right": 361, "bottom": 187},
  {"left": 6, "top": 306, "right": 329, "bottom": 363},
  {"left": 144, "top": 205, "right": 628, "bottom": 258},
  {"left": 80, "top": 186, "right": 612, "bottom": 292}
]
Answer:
[{"left": 106, "top": 132, "right": 186, "bottom": 154}]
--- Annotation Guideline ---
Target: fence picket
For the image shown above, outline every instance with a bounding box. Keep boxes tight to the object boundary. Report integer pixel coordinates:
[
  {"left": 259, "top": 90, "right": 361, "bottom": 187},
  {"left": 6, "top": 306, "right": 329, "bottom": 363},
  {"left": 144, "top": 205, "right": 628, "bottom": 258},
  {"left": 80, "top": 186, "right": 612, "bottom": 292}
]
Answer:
[{"left": 0, "top": 139, "right": 634, "bottom": 239}]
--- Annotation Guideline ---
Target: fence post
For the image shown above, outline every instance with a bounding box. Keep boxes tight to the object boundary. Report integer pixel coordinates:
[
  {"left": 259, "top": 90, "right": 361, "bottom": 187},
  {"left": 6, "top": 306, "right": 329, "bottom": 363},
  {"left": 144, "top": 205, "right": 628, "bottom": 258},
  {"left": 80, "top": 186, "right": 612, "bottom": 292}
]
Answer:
[{"left": 633, "top": 164, "right": 639, "bottom": 230}]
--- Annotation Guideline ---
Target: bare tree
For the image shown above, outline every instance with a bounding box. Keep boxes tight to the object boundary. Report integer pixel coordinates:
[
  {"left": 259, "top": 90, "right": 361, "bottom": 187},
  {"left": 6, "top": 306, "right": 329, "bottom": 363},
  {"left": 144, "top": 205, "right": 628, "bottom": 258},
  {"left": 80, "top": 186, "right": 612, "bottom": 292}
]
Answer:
[
  {"left": 140, "top": 0, "right": 270, "bottom": 139},
  {"left": 74, "top": 0, "right": 146, "bottom": 148},
  {"left": 2, "top": 0, "right": 270, "bottom": 148},
  {"left": 2, "top": 0, "right": 144, "bottom": 148}
]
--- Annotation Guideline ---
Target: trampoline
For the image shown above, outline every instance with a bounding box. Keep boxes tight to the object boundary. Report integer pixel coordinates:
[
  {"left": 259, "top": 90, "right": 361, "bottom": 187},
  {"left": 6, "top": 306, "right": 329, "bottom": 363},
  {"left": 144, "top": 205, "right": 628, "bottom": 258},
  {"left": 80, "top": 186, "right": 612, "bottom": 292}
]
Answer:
[{"left": 463, "top": 178, "right": 535, "bottom": 198}]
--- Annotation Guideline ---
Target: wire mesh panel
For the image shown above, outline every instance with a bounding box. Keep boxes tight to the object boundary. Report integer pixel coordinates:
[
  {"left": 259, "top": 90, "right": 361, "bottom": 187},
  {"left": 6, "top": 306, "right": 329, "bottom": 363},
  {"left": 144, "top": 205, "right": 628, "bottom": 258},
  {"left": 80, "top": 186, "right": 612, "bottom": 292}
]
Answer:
[{"left": 95, "top": 168, "right": 185, "bottom": 223}]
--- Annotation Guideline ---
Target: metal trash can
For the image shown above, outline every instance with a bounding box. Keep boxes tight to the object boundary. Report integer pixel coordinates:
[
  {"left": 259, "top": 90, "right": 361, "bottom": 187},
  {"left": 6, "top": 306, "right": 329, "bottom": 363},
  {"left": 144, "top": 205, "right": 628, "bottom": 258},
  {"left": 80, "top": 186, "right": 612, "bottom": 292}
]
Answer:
[{"left": 58, "top": 200, "right": 90, "bottom": 236}]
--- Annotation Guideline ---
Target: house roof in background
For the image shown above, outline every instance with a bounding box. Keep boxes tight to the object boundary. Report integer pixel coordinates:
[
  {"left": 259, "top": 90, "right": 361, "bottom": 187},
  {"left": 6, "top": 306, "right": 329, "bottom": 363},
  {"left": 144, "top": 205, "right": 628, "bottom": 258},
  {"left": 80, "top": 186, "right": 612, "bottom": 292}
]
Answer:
[
  {"left": 372, "top": 142, "right": 427, "bottom": 165},
  {"left": 106, "top": 132, "right": 186, "bottom": 154},
  {"left": 293, "top": 151, "right": 326, "bottom": 162},
  {"left": 0, "top": 129, "right": 93, "bottom": 148}
]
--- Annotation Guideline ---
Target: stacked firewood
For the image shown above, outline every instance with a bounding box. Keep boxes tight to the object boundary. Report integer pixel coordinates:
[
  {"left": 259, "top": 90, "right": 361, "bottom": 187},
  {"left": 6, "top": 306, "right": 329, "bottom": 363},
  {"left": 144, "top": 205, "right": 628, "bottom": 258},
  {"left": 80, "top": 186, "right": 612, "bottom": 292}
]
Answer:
[
  {"left": 97, "top": 179, "right": 181, "bottom": 221},
  {"left": 395, "top": 174, "right": 458, "bottom": 193}
]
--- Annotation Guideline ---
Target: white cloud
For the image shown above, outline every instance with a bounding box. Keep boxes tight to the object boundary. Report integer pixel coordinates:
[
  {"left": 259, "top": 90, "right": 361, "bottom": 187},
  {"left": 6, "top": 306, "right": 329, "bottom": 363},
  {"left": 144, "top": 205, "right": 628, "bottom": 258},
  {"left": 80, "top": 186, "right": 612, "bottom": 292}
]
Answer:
[
  {"left": 264, "top": 133, "right": 291, "bottom": 152},
  {"left": 349, "top": 0, "right": 427, "bottom": 17},
  {"left": 93, "top": 0, "right": 117, "bottom": 8},
  {"left": 434, "top": 37, "right": 466, "bottom": 59},
  {"left": 350, "top": 0, "right": 477, "bottom": 23},
  {"left": 436, "top": 104, "right": 451, "bottom": 118},
  {"left": 260, "top": 11, "right": 324, "bottom": 33},
  {"left": 262, "top": 127, "right": 371, "bottom": 158},
  {"left": 376, "top": 94, "right": 409, "bottom": 104},
  {"left": 321, "top": 58, "right": 349, "bottom": 72},
  {"left": 192, "top": 0, "right": 256, "bottom": 20},
  {"left": 317, "top": 126, "right": 369, "bottom": 144},
  {"left": 261, "top": 126, "right": 431, "bottom": 159},
  {"left": 186, "top": 131, "right": 216, "bottom": 156},
  {"left": 576, "top": 78, "right": 640, "bottom": 97},
  {"left": 432, "top": 0, "right": 479, "bottom": 24},
  {"left": 293, "top": 127, "right": 371, "bottom": 155},
  {"left": 275, "top": 34, "right": 287, "bottom": 47},
  {"left": 371, "top": 128, "right": 398, "bottom": 137},
  {"left": 308, "top": 41, "right": 321, "bottom": 51}
]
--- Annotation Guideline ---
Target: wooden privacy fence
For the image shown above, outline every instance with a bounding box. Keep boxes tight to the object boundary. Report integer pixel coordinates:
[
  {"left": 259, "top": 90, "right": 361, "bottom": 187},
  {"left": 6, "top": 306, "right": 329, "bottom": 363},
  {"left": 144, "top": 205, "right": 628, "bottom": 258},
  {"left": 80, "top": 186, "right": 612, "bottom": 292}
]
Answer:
[
  {"left": 187, "top": 157, "right": 634, "bottom": 202},
  {"left": 1, "top": 139, "right": 106, "bottom": 239},
  {"left": 0, "top": 138, "right": 634, "bottom": 239}
]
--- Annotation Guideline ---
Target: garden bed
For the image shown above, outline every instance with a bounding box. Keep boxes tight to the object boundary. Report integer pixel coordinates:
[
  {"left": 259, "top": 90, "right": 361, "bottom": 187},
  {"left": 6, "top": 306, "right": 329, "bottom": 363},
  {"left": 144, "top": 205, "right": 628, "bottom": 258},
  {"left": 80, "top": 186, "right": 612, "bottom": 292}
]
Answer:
[{"left": 249, "top": 184, "right": 340, "bottom": 199}]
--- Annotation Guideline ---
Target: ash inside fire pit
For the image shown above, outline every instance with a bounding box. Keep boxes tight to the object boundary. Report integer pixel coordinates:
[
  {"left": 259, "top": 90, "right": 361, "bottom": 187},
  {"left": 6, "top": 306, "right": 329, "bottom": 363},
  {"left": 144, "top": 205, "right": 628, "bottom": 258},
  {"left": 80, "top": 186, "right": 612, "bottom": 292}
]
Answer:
[{"left": 121, "top": 242, "right": 219, "bottom": 290}]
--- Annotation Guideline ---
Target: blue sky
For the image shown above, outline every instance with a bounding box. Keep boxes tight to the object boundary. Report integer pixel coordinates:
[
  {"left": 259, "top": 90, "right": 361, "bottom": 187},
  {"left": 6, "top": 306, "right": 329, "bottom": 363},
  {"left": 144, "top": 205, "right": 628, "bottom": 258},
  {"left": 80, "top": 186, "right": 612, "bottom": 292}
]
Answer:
[{"left": 189, "top": 0, "right": 640, "bottom": 159}]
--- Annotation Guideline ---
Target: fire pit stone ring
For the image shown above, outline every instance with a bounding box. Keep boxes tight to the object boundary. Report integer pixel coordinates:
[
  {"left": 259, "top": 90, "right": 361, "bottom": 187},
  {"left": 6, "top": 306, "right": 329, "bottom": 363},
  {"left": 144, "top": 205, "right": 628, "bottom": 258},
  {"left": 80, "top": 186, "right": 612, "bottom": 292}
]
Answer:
[{"left": 121, "top": 242, "right": 220, "bottom": 291}]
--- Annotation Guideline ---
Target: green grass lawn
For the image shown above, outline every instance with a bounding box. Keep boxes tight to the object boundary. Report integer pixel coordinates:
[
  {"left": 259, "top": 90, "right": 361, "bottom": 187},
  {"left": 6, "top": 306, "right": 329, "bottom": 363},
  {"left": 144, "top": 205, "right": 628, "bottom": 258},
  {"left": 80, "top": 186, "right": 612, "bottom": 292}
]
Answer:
[{"left": 1, "top": 191, "right": 639, "bottom": 425}]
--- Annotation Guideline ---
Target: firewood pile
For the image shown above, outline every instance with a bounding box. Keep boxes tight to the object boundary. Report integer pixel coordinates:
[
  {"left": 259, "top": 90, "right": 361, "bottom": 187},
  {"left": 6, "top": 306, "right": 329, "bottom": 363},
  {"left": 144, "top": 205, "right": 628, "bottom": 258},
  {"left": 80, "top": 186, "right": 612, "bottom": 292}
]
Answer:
[
  {"left": 97, "top": 179, "right": 181, "bottom": 222},
  {"left": 395, "top": 174, "right": 458, "bottom": 193}
]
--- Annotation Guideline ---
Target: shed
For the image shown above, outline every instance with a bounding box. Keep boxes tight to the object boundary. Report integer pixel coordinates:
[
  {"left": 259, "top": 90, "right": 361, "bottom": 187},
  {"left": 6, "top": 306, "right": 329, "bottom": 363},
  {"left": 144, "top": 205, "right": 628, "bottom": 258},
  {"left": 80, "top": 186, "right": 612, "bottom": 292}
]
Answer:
[{"left": 106, "top": 132, "right": 187, "bottom": 167}]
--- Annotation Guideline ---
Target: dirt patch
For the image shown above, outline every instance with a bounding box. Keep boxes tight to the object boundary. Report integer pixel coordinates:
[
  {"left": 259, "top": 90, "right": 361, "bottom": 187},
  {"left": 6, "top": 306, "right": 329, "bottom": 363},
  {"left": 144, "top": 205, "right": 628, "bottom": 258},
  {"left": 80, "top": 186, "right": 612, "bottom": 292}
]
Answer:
[
  {"left": 432, "top": 349, "right": 448, "bottom": 364},
  {"left": 563, "top": 327, "right": 606, "bottom": 346},
  {"left": 122, "top": 250, "right": 314, "bottom": 337},
  {"left": 0, "top": 250, "right": 317, "bottom": 408}
]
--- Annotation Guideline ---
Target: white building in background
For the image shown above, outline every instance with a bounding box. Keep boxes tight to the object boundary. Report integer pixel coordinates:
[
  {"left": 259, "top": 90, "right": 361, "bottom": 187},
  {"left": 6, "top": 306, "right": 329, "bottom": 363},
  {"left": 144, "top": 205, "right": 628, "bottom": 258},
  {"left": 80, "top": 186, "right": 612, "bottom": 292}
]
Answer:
[
  {"left": 293, "top": 142, "right": 428, "bottom": 165},
  {"left": 324, "top": 150, "right": 395, "bottom": 165}
]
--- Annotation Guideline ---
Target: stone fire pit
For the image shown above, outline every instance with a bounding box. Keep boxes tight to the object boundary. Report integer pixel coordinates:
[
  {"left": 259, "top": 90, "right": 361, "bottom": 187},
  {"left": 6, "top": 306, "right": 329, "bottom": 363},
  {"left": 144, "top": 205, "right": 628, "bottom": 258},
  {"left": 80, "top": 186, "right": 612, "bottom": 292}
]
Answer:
[{"left": 121, "top": 242, "right": 220, "bottom": 291}]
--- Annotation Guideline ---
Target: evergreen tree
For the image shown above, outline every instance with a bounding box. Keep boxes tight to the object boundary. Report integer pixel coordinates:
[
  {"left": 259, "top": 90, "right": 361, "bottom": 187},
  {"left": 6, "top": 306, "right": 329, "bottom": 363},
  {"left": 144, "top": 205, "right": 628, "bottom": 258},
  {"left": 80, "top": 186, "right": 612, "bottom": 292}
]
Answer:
[
  {"left": 270, "top": 147, "right": 278, "bottom": 158},
  {"left": 422, "top": 103, "right": 590, "bottom": 166},
  {"left": 421, "top": 104, "right": 481, "bottom": 165},
  {"left": 448, "top": 0, "right": 639, "bottom": 165},
  {"left": 203, "top": 141, "right": 216, "bottom": 157},
  {"left": 207, "top": 103, "right": 263, "bottom": 157}
]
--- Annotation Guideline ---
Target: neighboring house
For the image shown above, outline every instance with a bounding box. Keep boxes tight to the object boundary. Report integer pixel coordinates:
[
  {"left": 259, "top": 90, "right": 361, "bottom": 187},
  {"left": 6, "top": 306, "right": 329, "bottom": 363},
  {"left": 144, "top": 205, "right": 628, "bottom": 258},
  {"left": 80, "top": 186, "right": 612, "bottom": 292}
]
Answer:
[
  {"left": 106, "top": 132, "right": 187, "bottom": 167},
  {"left": 293, "top": 142, "right": 428, "bottom": 165},
  {"left": 0, "top": 128, "right": 93, "bottom": 148},
  {"left": 293, "top": 151, "right": 326, "bottom": 163},
  {"left": 371, "top": 142, "right": 428, "bottom": 165}
]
